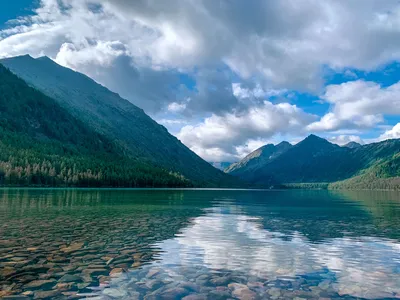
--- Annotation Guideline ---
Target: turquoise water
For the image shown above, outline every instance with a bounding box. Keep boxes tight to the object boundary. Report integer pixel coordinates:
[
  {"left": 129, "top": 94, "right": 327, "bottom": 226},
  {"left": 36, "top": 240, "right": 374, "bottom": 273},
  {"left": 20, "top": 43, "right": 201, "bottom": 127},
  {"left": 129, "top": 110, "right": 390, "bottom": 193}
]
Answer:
[{"left": 0, "top": 189, "right": 399, "bottom": 299}]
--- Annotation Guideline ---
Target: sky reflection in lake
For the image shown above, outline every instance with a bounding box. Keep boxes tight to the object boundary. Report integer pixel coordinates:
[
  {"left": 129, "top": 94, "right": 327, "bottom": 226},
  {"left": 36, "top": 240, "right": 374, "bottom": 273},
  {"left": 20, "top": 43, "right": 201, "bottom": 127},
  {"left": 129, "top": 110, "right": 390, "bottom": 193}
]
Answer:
[{"left": 105, "top": 190, "right": 400, "bottom": 299}]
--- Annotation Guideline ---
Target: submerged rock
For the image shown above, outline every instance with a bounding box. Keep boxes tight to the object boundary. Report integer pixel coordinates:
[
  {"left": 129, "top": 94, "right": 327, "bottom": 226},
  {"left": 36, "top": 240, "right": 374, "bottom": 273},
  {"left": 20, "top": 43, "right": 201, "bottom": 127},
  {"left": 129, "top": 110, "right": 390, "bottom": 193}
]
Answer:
[
  {"left": 33, "top": 290, "right": 61, "bottom": 299},
  {"left": 58, "top": 274, "right": 82, "bottom": 283},
  {"left": 103, "top": 288, "right": 128, "bottom": 298},
  {"left": 182, "top": 294, "right": 208, "bottom": 300},
  {"left": 229, "top": 283, "right": 257, "bottom": 300},
  {"left": 60, "top": 243, "right": 84, "bottom": 253},
  {"left": 159, "top": 287, "right": 189, "bottom": 299},
  {"left": 24, "top": 279, "right": 56, "bottom": 290},
  {"left": 146, "top": 268, "right": 161, "bottom": 279}
]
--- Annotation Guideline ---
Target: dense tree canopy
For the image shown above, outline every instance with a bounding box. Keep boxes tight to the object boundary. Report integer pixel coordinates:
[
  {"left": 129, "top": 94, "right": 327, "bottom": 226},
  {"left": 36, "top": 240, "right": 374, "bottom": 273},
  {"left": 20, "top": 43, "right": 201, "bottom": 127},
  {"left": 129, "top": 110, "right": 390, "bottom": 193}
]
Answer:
[{"left": 0, "top": 64, "right": 192, "bottom": 188}]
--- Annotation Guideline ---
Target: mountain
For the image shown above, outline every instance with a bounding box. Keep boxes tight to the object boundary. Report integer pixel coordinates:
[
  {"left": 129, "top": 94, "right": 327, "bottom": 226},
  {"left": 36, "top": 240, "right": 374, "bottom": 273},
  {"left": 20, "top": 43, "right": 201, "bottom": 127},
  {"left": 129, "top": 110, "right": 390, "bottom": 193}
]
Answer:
[
  {"left": 330, "top": 152, "right": 400, "bottom": 190},
  {"left": 226, "top": 134, "right": 400, "bottom": 189},
  {"left": 343, "top": 141, "right": 362, "bottom": 149},
  {"left": 209, "top": 162, "right": 234, "bottom": 171},
  {"left": 0, "top": 55, "right": 238, "bottom": 187},
  {"left": 0, "top": 64, "right": 193, "bottom": 187},
  {"left": 330, "top": 139, "right": 400, "bottom": 190},
  {"left": 226, "top": 141, "right": 292, "bottom": 174}
]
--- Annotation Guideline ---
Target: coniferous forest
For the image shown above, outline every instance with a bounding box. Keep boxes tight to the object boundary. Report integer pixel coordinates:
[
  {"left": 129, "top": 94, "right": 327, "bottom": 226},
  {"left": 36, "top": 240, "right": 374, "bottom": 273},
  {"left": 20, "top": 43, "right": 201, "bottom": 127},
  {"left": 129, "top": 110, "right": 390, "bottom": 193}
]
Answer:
[{"left": 0, "top": 64, "right": 192, "bottom": 188}]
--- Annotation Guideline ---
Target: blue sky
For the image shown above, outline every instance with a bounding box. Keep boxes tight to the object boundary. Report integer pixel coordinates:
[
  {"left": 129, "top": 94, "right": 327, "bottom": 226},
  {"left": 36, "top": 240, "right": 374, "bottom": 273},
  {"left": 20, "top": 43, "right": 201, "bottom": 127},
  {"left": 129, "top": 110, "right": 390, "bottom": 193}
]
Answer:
[
  {"left": 0, "top": 0, "right": 400, "bottom": 162},
  {"left": 0, "top": 1, "right": 37, "bottom": 29}
]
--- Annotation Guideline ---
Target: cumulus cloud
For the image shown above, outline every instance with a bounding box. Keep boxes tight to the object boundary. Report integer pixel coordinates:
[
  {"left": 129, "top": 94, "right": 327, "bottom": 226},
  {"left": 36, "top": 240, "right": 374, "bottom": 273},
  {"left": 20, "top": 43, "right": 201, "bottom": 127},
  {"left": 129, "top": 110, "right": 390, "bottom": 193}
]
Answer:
[
  {"left": 55, "top": 41, "right": 128, "bottom": 68},
  {"left": 232, "top": 83, "right": 286, "bottom": 100},
  {"left": 99, "top": 0, "right": 400, "bottom": 90},
  {"left": 2, "top": 0, "right": 400, "bottom": 96},
  {"left": 308, "top": 80, "right": 400, "bottom": 131},
  {"left": 378, "top": 123, "right": 400, "bottom": 141},
  {"left": 167, "top": 102, "right": 187, "bottom": 113},
  {"left": 178, "top": 101, "right": 316, "bottom": 161},
  {"left": 328, "top": 135, "right": 364, "bottom": 146}
]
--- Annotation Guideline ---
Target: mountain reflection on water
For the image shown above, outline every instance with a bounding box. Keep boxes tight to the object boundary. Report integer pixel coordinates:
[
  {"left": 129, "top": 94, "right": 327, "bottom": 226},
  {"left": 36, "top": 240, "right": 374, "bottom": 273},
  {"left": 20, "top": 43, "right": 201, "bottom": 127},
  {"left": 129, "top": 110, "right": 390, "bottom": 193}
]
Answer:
[{"left": 0, "top": 189, "right": 399, "bottom": 299}]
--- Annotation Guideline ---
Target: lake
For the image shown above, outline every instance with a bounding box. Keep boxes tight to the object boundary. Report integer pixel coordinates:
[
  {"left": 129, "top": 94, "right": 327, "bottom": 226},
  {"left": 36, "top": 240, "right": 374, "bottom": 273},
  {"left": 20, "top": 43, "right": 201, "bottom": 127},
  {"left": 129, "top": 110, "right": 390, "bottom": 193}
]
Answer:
[{"left": 0, "top": 189, "right": 399, "bottom": 299}]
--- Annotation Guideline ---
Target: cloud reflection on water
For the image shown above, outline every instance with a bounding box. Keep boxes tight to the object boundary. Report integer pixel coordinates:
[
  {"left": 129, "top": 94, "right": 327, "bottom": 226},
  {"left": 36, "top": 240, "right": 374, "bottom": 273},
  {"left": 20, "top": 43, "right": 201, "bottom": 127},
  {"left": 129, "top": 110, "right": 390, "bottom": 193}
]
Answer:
[{"left": 152, "top": 205, "right": 400, "bottom": 299}]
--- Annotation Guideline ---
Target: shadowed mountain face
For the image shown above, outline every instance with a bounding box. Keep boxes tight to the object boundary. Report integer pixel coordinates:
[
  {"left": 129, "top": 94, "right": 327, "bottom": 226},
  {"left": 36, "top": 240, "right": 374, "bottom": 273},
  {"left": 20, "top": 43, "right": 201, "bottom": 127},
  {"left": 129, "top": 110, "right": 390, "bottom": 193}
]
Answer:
[
  {"left": 226, "top": 141, "right": 292, "bottom": 174},
  {"left": 0, "top": 55, "right": 237, "bottom": 187},
  {"left": 226, "top": 134, "right": 400, "bottom": 188},
  {"left": 0, "top": 64, "right": 198, "bottom": 187}
]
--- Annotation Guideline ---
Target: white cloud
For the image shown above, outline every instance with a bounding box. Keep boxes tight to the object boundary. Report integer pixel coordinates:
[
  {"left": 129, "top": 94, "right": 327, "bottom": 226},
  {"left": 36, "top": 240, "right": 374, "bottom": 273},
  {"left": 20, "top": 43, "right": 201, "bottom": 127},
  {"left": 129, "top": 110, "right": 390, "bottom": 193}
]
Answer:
[
  {"left": 178, "top": 101, "right": 316, "bottom": 161},
  {"left": 167, "top": 102, "right": 187, "bottom": 113},
  {"left": 343, "top": 69, "right": 358, "bottom": 79},
  {"left": 378, "top": 123, "right": 400, "bottom": 141},
  {"left": 328, "top": 135, "right": 364, "bottom": 146},
  {"left": 100, "top": 0, "right": 400, "bottom": 91},
  {"left": 308, "top": 80, "right": 400, "bottom": 131},
  {"left": 235, "top": 139, "right": 272, "bottom": 159},
  {"left": 55, "top": 41, "right": 128, "bottom": 69},
  {"left": 157, "top": 119, "right": 187, "bottom": 125},
  {"left": 232, "top": 83, "right": 286, "bottom": 100},
  {"left": 2, "top": 1, "right": 400, "bottom": 90}
]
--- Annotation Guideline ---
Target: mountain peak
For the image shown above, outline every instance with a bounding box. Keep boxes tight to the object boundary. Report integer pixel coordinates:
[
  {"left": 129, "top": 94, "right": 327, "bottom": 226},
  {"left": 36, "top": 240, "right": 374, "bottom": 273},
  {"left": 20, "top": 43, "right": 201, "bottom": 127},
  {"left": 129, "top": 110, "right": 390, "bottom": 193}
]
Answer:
[
  {"left": 305, "top": 134, "right": 324, "bottom": 140},
  {"left": 343, "top": 141, "right": 362, "bottom": 149},
  {"left": 20, "top": 54, "right": 34, "bottom": 59},
  {"left": 226, "top": 141, "right": 292, "bottom": 174},
  {"left": 302, "top": 134, "right": 333, "bottom": 144},
  {"left": 276, "top": 141, "right": 291, "bottom": 147},
  {"left": 36, "top": 56, "right": 54, "bottom": 63},
  {"left": 297, "top": 135, "right": 337, "bottom": 151}
]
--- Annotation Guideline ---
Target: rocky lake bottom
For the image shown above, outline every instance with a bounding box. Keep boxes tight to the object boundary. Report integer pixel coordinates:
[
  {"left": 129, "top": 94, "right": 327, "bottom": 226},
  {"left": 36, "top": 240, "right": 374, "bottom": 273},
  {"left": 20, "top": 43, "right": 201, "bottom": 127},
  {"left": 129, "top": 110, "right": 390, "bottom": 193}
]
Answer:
[{"left": 0, "top": 189, "right": 399, "bottom": 299}]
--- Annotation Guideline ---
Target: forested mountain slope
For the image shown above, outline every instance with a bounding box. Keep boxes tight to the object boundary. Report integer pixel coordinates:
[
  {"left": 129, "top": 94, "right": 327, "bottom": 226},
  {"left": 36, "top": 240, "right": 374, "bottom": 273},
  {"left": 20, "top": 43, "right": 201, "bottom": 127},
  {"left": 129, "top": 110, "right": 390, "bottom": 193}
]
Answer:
[
  {"left": 226, "top": 135, "right": 400, "bottom": 189},
  {"left": 1, "top": 55, "right": 237, "bottom": 187},
  {"left": 0, "top": 64, "right": 190, "bottom": 187},
  {"left": 330, "top": 142, "right": 400, "bottom": 190}
]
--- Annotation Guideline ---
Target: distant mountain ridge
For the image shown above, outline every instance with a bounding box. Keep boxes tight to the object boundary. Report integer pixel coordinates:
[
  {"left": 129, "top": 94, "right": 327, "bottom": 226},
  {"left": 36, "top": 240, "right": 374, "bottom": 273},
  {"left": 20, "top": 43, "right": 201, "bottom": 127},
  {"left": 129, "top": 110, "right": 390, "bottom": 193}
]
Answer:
[
  {"left": 0, "top": 55, "right": 239, "bottom": 187},
  {"left": 226, "top": 135, "right": 400, "bottom": 190}
]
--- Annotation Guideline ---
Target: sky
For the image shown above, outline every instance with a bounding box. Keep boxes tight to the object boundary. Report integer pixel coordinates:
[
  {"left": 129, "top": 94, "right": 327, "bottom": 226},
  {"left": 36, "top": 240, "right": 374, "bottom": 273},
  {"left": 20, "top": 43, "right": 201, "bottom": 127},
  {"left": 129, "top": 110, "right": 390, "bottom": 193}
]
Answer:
[{"left": 0, "top": 0, "right": 400, "bottom": 162}]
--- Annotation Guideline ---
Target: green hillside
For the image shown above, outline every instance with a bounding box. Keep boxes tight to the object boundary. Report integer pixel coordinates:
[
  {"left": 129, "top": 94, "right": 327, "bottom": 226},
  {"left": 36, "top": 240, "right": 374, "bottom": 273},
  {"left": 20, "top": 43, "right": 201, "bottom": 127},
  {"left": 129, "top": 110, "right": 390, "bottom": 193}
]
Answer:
[
  {"left": 226, "top": 135, "right": 400, "bottom": 189},
  {"left": 329, "top": 153, "right": 400, "bottom": 190},
  {"left": 0, "top": 55, "right": 238, "bottom": 187},
  {"left": 0, "top": 64, "right": 192, "bottom": 187}
]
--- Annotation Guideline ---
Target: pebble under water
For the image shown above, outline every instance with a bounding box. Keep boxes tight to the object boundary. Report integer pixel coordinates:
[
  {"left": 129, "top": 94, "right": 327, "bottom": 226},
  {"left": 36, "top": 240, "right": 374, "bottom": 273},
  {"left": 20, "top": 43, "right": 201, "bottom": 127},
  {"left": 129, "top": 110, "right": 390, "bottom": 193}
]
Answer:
[{"left": 0, "top": 189, "right": 399, "bottom": 299}]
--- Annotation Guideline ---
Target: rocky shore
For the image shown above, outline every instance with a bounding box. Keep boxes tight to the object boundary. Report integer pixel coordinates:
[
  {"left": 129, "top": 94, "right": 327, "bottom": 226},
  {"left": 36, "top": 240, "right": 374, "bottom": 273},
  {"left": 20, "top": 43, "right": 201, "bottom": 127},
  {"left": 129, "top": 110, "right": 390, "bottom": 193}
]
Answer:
[{"left": 0, "top": 191, "right": 202, "bottom": 299}]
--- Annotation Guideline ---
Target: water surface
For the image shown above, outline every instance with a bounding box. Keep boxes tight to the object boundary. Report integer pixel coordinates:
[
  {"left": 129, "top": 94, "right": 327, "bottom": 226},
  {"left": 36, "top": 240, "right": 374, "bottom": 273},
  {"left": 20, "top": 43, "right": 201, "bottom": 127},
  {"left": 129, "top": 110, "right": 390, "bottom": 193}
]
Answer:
[{"left": 0, "top": 189, "right": 399, "bottom": 299}]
